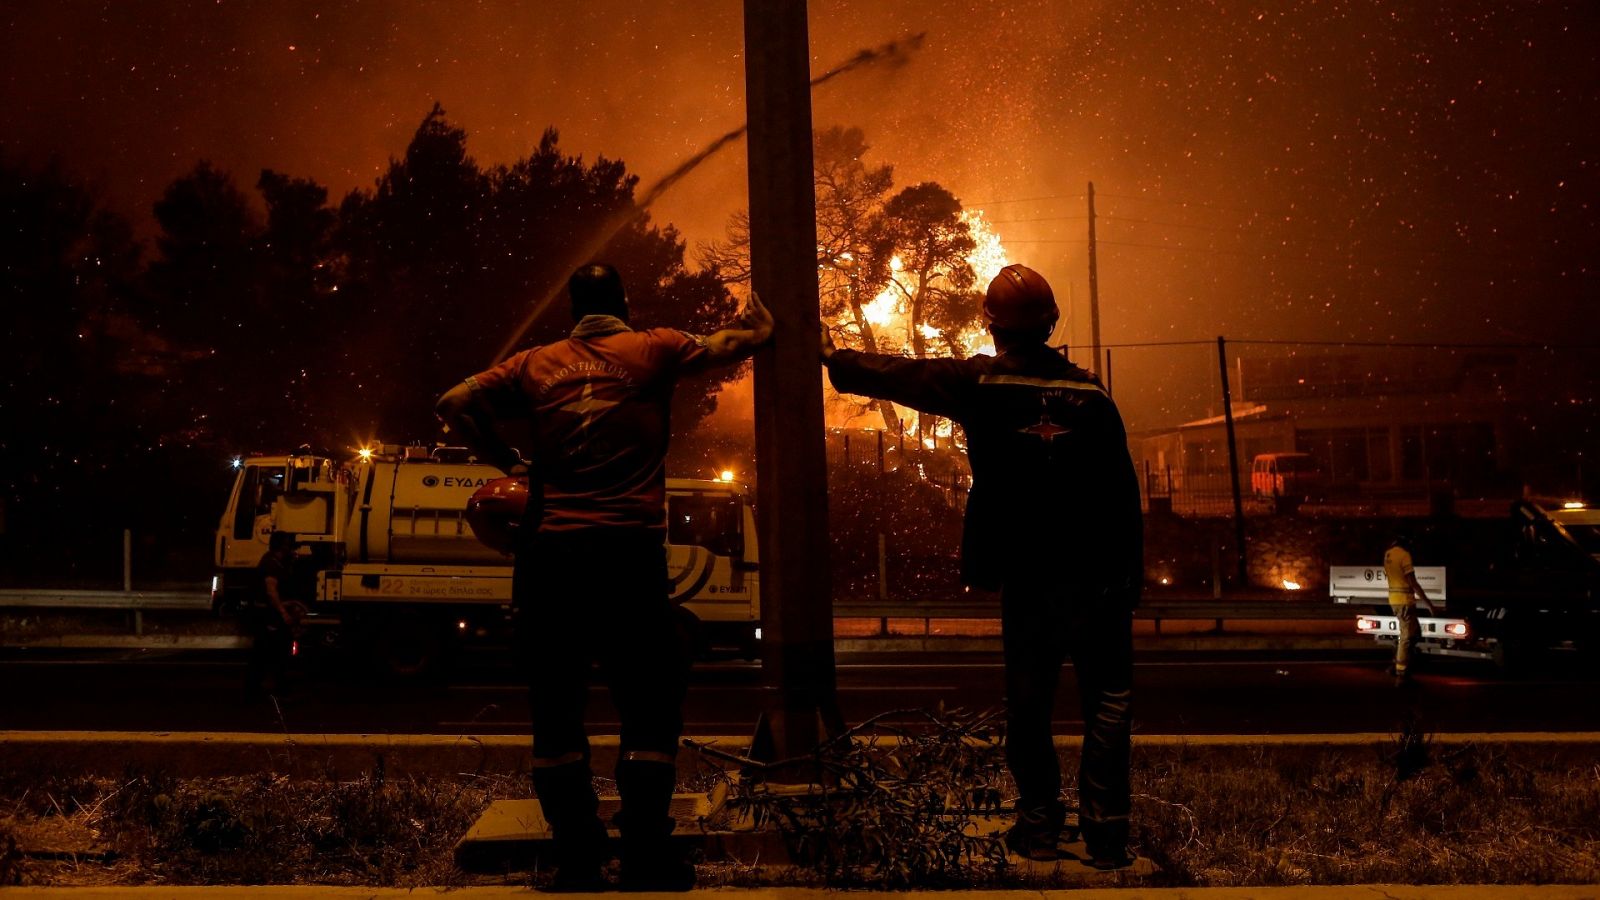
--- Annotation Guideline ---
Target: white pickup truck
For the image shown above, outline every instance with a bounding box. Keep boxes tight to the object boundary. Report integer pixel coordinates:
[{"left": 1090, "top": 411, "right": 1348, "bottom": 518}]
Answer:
[
  {"left": 1331, "top": 502, "right": 1600, "bottom": 670},
  {"left": 1329, "top": 565, "right": 1488, "bottom": 661}
]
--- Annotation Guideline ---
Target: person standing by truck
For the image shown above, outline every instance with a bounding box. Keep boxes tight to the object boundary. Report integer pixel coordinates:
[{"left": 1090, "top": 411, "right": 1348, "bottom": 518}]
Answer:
[
  {"left": 435, "top": 263, "right": 772, "bottom": 891},
  {"left": 245, "top": 530, "right": 305, "bottom": 699},
  {"left": 1384, "top": 530, "right": 1437, "bottom": 684},
  {"left": 821, "top": 263, "right": 1143, "bottom": 869}
]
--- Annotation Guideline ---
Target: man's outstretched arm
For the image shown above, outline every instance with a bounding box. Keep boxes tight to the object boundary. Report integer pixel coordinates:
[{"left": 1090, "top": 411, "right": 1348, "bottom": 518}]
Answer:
[
  {"left": 435, "top": 384, "right": 525, "bottom": 475},
  {"left": 821, "top": 325, "right": 968, "bottom": 419},
  {"left": 695, "top": 290, "right": 775, "bottom": 367}
]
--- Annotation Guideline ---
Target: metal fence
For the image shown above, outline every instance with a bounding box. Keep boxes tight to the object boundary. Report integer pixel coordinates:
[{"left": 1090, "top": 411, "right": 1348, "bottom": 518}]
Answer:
[{"left": 826, "top": 427, "right": 970, "bottom": 506}]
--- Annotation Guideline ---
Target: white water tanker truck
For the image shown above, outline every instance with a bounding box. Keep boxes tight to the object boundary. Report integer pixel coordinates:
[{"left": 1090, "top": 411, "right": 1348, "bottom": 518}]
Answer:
[{"left": 214, "top": 445, "right": 760, "bottom": 673}]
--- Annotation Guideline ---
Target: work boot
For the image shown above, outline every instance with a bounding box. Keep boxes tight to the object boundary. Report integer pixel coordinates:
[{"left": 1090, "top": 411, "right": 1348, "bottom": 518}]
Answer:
[
  {"left": 1005, "top": 799, "right": 1066, "bottom": 861},
  {"left": 1080, "top": 816, "right": 1133, "bottom": 870},
  {"left": 530, "top": 759, "right": 611, "bottom": 891},
  {"left": 1085, "top": 844, "right": 1137, "bottom": 870},
  {"left": 615, "top": 757, "right": 694, "bottom": 892}
]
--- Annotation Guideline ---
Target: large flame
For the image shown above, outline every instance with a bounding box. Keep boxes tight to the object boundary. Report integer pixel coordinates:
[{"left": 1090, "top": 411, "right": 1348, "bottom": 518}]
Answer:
[
  {"left": 825, "top": 207, "right": 1009, "bottom": 434},
  {"left": 847, "top": 210, "right": 1008, "bottom": 360},
  {"left": 963, "top": 209, "right": 1009, "bottom": 287}
]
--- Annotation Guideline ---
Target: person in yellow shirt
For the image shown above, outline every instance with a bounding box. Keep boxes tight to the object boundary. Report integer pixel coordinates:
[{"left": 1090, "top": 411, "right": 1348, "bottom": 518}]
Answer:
[{"left": 1383, "top": 532, "right": 1436, "bottom": 684}]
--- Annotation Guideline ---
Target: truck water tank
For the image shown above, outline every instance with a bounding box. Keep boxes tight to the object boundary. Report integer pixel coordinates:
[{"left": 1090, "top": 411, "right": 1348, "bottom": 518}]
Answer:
[{"left": 354, "top": 461, "right": 509, "bottom": 564}]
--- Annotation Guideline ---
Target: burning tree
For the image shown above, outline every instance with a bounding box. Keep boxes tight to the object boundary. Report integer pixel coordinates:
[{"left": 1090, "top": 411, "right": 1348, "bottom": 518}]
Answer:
[
  {"left": 871, "top": 182, "right": 978, "bottom": 361},
  {"left": 701, "top": 126, "right": 1012, "bottom": 438},
  {"left": 814, "top": 126, "right": 900, "bottom": 432}
]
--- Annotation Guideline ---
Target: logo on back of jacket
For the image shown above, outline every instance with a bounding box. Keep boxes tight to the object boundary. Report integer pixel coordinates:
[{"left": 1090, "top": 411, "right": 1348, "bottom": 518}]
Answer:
[
  {"left": 988, "top": 384, "right": 1100, "bottom": 464},
  {"left": 1019, "top": 393, "right": 1073, "bottom": 443},
  {"left": 540, "top": 362, "right": 636, "bottom": 449}
]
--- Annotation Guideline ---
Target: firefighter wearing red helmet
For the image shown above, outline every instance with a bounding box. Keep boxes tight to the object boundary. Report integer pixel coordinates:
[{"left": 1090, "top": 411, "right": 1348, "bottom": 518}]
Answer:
[
  {"left": 823, "top": 263, "right": 1142, "bottom": 869},
  {"left": 437, "top": 264, "right": 772, "bottom": 891}
]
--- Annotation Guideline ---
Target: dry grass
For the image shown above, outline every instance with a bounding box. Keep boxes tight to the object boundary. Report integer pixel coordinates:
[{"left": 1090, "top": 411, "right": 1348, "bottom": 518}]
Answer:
[
  {"left": 1125, "top": 735, "right": 1600, "bottom": 887},
  {"left": 0, "top": 765, "right": 519, "bottom": 887},
  {"left": 2, "top": 731, "right": 1598, "bottom": 887}
]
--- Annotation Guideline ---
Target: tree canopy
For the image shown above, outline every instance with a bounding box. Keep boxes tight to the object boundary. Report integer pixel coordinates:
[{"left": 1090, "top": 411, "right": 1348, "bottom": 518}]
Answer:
[
  {"left": 0, "top": 108, "right": 741, "bottom": 583},
  {"left": 702, "top": 125, "right": 988, "bottom": 431}
]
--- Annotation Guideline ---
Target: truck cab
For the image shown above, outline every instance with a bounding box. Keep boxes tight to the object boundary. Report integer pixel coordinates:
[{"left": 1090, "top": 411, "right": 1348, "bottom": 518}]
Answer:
[
  {"left": 214, "top": 451, "right": 341, "bottom": 599},
  {"left": 1473, "top": 500, "right": 1600, "bottom": 662}
]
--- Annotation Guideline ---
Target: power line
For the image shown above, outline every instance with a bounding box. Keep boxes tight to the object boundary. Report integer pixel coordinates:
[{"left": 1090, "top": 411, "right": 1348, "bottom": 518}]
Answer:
[
  {"left": 984, "top": 214, "right": 1090, "bottom": 224},
  {"left": 1095, "top": 190, "right": 1263, "bottom": 216},
  {"left": 963, "top": 193, "right": 1085, "bottom": 205},
  {"left": 983, "top": 194, "right": 1533, "bottom": 266},
  {"left": 1006, "top": 212, "right": 1523, "bottom": 265},
  {"left": 1002, "top": 236, "right": 1561, "bottom": 282}
]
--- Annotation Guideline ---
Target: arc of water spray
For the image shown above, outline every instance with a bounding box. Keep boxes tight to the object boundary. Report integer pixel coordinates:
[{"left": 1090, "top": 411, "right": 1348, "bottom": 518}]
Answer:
[{"left": 489, "top": 32, "right": 927, "bottom": 365}]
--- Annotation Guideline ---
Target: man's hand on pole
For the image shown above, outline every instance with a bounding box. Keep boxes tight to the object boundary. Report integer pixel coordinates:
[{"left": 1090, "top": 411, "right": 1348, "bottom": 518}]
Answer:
[
  {"left": 820, "top": 322, "right": 836, "bottom": 362},
  {"left": 698, "top": 289, "right": 776, "bottom": 366},
  {"left": 742, "top": 289, "right": 774, "bottom": 343}
]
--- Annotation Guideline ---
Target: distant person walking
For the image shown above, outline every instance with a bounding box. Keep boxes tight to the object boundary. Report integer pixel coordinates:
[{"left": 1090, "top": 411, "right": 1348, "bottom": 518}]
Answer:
[
  {"left": 436, "top": 263, "right": 772, "bottom": 891},
  {"left": 822, "top": 264, "right": 1143, "bottom": 869},
  {"left": 1384, "top": 531, "right": 1436, "bottom": 684}
]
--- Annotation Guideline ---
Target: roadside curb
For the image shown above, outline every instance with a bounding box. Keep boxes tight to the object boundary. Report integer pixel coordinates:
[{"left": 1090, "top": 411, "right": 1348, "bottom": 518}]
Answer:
[{"left": 5, "top": 730, "right": 1598, "bottom": 780}]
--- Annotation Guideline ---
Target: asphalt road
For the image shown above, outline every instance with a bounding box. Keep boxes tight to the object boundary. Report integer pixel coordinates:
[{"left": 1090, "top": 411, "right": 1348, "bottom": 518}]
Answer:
[{"left": 3, "top": 647, "right": 1597, "bottom": 736}]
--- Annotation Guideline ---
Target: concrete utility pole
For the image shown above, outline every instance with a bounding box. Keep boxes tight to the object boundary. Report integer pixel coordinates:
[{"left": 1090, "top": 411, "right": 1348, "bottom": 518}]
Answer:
[
  {"left": 742, "top": 0, "right": 840, "bottom": 762},
  {"left": 1087, "top": 181, "right": 1102, "bottom": 375}
]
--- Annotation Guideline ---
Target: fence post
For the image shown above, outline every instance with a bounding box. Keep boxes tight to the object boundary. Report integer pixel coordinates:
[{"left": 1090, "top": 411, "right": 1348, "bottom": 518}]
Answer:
[
  {"left": 1217, "top": 336, "right": 1248, "bottom": 586},
  {"left": 877, "top": 532, "right": 888, "bottom": 603},
  {"left": 125, "top": 528, "right": 142, "bottom": 635},
  {"left": 1211, "top": 539, "right": 1223, "bottom": 601}
]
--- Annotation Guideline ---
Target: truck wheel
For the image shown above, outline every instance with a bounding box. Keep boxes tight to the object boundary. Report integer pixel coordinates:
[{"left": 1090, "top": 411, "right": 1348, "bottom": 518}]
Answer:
[
  {"left": 1491, "top": 638, "right": 1537, "bottom": 675},
  {"left": 373, "top": 615, "right": 443, "bottom": 678}
]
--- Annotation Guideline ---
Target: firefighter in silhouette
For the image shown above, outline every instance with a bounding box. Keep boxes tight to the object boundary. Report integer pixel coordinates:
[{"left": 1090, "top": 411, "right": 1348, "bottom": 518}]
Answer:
[
  {"left": 822, "top": 264, "right": 1142, "bottom": 868},
  {"left": 437, "top": 263, "right": 772, "bottom": 891},
  {"left": 246, "top": 530, "right": 305, "bottom": 698}
]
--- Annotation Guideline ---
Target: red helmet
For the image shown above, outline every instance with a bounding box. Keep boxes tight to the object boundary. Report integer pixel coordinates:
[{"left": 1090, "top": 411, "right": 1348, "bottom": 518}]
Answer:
[
  {"left": 466, "top": 476, "right": 531, "bottom": 554},
  {"left": 982, "top": 264, "right": 1058, "bottom": 330}
]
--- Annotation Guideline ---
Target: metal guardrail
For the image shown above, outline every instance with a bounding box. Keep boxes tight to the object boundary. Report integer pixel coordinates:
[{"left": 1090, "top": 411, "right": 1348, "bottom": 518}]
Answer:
[
  {"left": 1, "top": 589, "right": 1365, "bottom": 651},
  {"left": 0, "top": 589, "right": 211, "bottom": 610},
  {"left": 834, "top": 600, "right": 1351, "bottom": 620},
  {"left": 2, "top": 589, "right": 1356, "bottom": 645},
  {"left": 2, "top": 589, "right": 1351, "bottom": 620}
]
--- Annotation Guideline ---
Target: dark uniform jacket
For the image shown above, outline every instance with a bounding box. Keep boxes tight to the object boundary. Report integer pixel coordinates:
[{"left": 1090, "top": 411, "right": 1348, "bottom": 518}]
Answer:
[{"left": 827, "top": 344, "right": 1143, "bottom": 606}]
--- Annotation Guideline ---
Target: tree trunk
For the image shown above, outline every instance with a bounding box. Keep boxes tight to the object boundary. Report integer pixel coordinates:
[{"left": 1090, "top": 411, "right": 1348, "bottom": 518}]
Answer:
[{"left": 846, "top": 282, "right": 902, "bottom": 434}]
